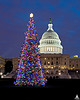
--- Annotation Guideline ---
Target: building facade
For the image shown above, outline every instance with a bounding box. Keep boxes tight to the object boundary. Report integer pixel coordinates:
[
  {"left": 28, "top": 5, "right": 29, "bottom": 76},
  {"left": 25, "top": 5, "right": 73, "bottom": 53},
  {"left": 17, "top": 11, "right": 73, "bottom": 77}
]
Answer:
[
  {"left": 69, "top": 55, "right": 80, "bottom": 70},
  {"left": 40, "top": 54, "right": 70, "bottom": 78}
]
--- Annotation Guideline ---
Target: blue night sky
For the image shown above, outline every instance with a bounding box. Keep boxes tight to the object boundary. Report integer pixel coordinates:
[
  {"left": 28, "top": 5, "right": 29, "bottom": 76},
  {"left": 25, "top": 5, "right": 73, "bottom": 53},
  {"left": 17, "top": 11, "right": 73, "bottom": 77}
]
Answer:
[{"left": 0, "top": 0, "right": 80, "bottom": 58}]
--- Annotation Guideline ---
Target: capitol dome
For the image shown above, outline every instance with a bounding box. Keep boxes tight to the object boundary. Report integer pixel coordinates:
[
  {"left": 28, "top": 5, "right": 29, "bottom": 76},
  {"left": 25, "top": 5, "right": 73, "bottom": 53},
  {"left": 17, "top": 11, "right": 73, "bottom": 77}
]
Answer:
[
  {"left": 42, "top": 30, "right": 59, "bottom": 40},
  {"left": 38, "top": 18, "right": 63, "bottom": 54}
]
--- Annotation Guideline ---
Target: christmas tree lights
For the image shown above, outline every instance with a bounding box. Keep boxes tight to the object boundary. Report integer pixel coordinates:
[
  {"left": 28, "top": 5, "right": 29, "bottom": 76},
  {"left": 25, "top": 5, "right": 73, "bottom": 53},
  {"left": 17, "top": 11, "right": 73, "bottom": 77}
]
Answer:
[{"left": 14, "top": 13, "right": 46, "bottom": 86}]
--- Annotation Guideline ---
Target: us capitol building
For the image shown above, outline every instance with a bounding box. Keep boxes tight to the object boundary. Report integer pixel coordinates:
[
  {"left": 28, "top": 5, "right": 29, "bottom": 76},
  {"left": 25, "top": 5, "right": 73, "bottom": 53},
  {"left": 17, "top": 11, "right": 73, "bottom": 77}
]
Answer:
[{"left": 0, "top": 19, "right": 80, "bottom": 79}]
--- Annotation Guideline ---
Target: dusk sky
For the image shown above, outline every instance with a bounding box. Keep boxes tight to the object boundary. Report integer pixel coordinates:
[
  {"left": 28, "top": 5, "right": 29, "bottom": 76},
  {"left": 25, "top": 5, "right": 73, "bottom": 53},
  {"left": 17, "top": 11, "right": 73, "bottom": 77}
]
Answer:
[{"left": 0, "top": 0, "right": 80, "bottom": 58}]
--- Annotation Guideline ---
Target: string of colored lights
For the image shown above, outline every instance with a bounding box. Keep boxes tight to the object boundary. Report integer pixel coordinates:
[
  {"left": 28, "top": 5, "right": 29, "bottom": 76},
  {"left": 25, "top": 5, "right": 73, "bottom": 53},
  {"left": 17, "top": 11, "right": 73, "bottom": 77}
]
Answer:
[{"left": 14, "top": 16, "right": 46, "bottom": 86}]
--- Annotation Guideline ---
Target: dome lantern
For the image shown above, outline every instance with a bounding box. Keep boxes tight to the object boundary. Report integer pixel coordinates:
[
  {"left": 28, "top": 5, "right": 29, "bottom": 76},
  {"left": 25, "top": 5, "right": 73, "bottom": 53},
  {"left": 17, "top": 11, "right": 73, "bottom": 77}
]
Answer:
[
  {"left": 49, "top": 18, "right": 52, "bottom": 24},
  {"left": 47, "top": 18, "right": 53, "bottom": 31}
]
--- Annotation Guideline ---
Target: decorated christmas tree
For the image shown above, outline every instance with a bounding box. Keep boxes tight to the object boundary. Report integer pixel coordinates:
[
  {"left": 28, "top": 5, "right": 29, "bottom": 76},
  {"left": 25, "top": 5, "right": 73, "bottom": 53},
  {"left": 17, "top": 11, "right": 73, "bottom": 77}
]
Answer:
[{"left": 14, "top": 13, "right": 46, "bottom": 86}]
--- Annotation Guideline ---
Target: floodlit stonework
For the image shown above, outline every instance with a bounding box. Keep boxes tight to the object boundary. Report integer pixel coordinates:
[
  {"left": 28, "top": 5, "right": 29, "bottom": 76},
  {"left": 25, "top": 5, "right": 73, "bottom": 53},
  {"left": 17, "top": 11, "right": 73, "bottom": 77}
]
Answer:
[
  {"left": 40, "top": 54, "right": 70, "bottom": 78},
  {"left": 0, "top": 56, "right": 5, "bottom": 73}
]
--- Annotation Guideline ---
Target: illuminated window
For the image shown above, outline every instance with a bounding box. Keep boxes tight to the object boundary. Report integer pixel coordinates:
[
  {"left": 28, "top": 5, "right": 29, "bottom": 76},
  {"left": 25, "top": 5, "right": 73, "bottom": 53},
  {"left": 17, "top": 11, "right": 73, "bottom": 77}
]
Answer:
[
  {"left": 47, "top": 47, "right": 50, "bottom": 51},
  {"left": 48, "top": 66, "right": 50, "bottom": 68},
  {"left": 58, "top": 48, "right": 59, "bottom": 52},
  {"left": 44, "top": 58, "right": 46, "bottom": 60},
  {"left": 55, "top": 47, "right": 57, "bottom": 51},
  {"left": 44, "top": 66, "right": 47, "bottom": 68},
  {"left": 55, "top": 47, "right": 56, "bottom": 51},
  {"left": 76, "top": 71, "right": 78, "bottom": 73},
  {"left": 51, "top": 67, "right": 53, "bottom": 69},
  {"left": 51, "top": 47, "right": 52, "bottom": 51},
  {"left": 45, "top": 47, "right": 46, "bottom": 51},
  {"left": 48, "top": 62, "right": 50, "bottom": 65},
  {"left": 51, "top": 71, "right": 53, "bottom": 74},
  {"left": 46, "top": 70, "right": 49, "bottom": 74},
  {"left": 53, "top": 47, "right": 54, "bottom": 51}
]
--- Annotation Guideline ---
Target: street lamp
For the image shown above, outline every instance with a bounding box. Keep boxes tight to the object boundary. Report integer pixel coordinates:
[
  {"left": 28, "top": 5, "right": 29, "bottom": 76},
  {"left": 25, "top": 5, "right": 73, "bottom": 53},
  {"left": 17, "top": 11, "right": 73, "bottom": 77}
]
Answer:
[
  {"left": 76, "top": 71, "right": 78, "bottom": 73},
  {"left": 0, "top": 72, "right": 3, "bottom": 75},
  {"left": 74, "top": 94, "right": 80, "bottom": 100},
  {"left": 58, "top": 72, "right": 61, "bottom": 75},
  {"left": 0, "top": 72, "right": 3, "bottom": 78}
]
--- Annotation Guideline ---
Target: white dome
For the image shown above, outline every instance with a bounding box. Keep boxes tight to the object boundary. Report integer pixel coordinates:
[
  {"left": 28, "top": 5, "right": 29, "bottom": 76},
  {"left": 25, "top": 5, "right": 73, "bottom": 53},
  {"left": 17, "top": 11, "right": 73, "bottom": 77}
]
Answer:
[
  {"left": 38, "top": 19, "right": 63, "bottom": 54},
  {"left": 42, "top": 30, "right": 59, "bottom": 39}
]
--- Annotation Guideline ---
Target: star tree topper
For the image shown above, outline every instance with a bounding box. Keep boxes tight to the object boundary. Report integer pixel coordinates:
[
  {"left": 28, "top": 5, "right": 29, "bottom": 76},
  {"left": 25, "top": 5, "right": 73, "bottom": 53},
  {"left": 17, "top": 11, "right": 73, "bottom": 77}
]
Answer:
[{"left": 30, "top": 13, "right": 33, "bottom": 18}]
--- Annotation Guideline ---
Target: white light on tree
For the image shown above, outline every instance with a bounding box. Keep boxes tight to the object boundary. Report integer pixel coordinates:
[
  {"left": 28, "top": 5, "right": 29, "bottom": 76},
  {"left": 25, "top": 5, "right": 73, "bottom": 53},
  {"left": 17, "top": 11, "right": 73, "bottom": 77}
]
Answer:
[{"left": 30, "top": 13, "right": 33, "bottom": 18}]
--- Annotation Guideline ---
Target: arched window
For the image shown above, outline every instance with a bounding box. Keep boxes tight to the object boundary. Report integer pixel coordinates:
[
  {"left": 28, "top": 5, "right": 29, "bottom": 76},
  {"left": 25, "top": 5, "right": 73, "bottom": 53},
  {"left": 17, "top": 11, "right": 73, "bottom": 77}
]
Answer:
[
  {"left": 44, "top": 62, "right": 46, "bottom": 65},
  {"left": 51, "top": 62, "right": 53, "bottom": 65},
  {"left": 56, "top": 61, "right": 58, "bottom": 65},
  {"left": 64, "top": 62, "right": 66, "bottom": 65},
  {"left": 51, "top": 71, "right": 53, "bottom": 74},
  {"left": 5, "top": 61, "right": 13, "bottom": 74}
]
